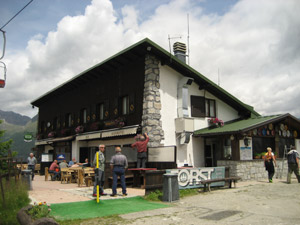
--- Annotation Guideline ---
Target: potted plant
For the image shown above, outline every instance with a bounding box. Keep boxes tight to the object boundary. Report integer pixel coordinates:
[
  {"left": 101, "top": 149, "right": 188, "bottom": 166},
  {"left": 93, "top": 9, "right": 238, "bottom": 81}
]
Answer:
[
  {"left": 75, "top": 125, "right": 84, "bottom": 134},
  {"left": 48, "top": 131, "right": 56, "bottom": 138},
  {"left": 208, "top": 117, "right": 224, "bottom": 128}
]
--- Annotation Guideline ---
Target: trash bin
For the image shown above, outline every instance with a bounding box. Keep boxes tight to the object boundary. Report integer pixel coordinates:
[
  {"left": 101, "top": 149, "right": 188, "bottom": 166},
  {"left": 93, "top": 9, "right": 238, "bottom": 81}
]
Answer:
[
  {"left": 162, "top": 173, "right": 179, "bottom": 202},
  {"left": 21, "top": 169, "right": 32, "bottom": 190}
]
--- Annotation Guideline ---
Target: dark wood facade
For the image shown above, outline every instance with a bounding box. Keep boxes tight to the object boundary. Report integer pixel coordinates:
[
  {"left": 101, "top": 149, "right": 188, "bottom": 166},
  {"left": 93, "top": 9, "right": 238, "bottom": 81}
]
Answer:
[{"left": 35, "top": 57, "right": 145, "bottom": 139}]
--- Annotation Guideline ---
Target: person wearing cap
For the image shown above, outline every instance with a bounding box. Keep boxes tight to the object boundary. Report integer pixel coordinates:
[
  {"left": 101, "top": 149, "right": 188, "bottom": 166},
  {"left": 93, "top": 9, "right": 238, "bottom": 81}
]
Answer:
[
  {"left": 27, "top": 153, "right": 37, "bottom": 181},
  {"left": 110, "top": 146, "right": 128, "bottom": 197},
  {"left": 131, "top": 133, "right": 149, "bottom": 168},
  {"left": 287, "top": 146, "right": 300, "bottom": 184},
  {"left": 92, "top": 144, "right": 106, "bottom": 197}
]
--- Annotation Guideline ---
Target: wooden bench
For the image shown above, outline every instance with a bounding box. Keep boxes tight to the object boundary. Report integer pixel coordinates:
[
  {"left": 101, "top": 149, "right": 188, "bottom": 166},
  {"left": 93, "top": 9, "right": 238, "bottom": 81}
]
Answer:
[
  {"left": 201, "top": 176, "right": 241, "bottom": 192},
  {"left": 108, "top": 175, "right": 134, "bottom": 187}
]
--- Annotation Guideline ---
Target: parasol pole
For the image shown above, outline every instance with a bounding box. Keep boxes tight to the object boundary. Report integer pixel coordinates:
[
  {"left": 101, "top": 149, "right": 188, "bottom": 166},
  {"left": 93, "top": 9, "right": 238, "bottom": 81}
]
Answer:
[{"left": 96, "top": 151, "right": 99, "bottom": 203}]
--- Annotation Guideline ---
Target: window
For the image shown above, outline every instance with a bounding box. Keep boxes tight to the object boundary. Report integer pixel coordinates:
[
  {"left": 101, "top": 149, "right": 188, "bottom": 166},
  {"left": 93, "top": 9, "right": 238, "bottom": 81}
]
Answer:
[
  {"left": 66, "top": 113, "right": 72, "bottom": 127},
  {"left": 223, "top": 139, "right": 232, "bottom": 159},
  {"left": 122, "top": 96, "right": 129, "bottom": 115},
  {"left": 191, "top": 95, "right": 216, "bottom": 118},
  {"left": 205, "top": 99, "right": 216, "bottom": 117},
  {"left": 99, "top": 103, "right": 104, "bottom": 120},
  {"left": 53, "top": 117, "right": 58, "bottom": 130},
  {"left": 81, "top": 108, "right": 87, "bottom": 123},
  {"left": 191, "top": 96, "right": 205, "bottom": 117}
]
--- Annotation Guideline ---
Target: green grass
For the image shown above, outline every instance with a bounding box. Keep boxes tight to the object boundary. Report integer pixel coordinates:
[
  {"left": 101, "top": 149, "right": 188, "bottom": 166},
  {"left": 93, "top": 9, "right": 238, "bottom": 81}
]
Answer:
[
  {"left": 0, "top": 178, "right": 30, "bottom": 225},
  {"left": 50, "top": 196, "right": 169, "bottom": 221},
  {"left": 179, "top": 188, "right": 199, "bottom": 198}
]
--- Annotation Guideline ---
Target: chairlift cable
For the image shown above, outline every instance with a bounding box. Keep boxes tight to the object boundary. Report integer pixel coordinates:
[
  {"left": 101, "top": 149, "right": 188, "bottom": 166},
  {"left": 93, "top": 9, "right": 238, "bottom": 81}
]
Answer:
[{"left": 0, "top": 0, "right": 34, "bottom": 30}]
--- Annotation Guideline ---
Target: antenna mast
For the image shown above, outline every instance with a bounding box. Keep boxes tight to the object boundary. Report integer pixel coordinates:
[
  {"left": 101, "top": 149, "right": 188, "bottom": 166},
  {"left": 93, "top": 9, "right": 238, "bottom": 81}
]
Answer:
[{"left": 187, "top": 13, "right": 190, "bottom": 65}]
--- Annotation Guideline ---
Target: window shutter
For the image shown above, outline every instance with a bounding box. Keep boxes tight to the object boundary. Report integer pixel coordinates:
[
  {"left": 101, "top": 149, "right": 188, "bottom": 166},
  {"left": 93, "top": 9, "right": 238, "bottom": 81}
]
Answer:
[{"left": 191, "top": 96, "right": 205, "bottom": 117}]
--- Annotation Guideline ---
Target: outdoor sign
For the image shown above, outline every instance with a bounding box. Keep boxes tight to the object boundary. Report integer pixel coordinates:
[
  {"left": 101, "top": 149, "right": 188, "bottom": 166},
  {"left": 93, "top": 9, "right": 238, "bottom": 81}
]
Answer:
[
  {"left": 166, "top": 167, "right": 225, "bottom": 189},
  {"left": 57, "top": 154, "right": 66, "bottom": 161},
  {"left": 148, "top": 146, "right": 175, "bottom": 162},
  {"left": 239, "top": 138, "right": 253, "bottom": 160},
  {"left": 24, "top": 133, "right": 33, "bottom": 142},
  {"left": 41, "top": 153, "right": 53, "bottom": 162}
]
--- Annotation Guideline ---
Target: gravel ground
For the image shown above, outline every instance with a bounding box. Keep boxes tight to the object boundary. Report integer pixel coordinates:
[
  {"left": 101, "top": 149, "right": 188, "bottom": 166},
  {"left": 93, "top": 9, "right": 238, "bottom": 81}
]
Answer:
[
  {"left": 29, "top": 175, "right": 300, "bottom": 224},
  {"left": 119, "top": 178, "right": 300, "bottom": 225}
]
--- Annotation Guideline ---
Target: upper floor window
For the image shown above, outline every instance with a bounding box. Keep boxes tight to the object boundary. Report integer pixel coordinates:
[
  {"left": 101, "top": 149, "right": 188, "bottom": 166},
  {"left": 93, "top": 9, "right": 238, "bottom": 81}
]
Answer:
[
  {"left": 191, "top": 95, "right": 216, "bottom": 118},
  {"left": 99, "top": 103, "right": 104, "bottom": 120},
  {"left": 122, "top": 96, "right": 129, "bottom": 115},
  {"left": 66, "top": 113, "right": 72, "bottom": 127},
  {"left": 81, "top": 108, "right": 87, "bottom": 124},
  {"left": 205, "top": 99, "right": 216, "bottom": 117}
]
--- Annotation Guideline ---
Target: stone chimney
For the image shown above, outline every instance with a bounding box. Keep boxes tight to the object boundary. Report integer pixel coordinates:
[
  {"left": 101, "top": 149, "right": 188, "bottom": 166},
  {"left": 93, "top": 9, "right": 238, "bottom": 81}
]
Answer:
[{"left": 173, "top": 42, "right": 187, "bottom": 63}]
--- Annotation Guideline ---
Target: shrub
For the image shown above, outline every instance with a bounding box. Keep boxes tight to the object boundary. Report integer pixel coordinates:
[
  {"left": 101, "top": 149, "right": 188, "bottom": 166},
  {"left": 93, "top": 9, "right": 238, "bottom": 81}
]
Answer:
[
  {"left": 0, "top": 178, "right": 30, "bottom": 225},
  {"left": 144, "top": 190, "right": 163, "bottom": 201},
  {"left": 28, "top": 202, "right": 51, "bottom": 219}
]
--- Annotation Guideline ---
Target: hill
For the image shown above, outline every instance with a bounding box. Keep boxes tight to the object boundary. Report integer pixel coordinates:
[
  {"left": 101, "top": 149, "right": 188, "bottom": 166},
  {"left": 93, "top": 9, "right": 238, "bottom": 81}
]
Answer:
[{"left": 0, "top": 110, "right": 37, "bottom": 160}]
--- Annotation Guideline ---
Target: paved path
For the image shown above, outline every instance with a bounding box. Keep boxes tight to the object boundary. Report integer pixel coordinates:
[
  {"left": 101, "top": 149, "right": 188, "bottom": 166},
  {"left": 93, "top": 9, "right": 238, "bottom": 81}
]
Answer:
[{"left": 29, "top": 175, "right": 144, "bottom": 204}]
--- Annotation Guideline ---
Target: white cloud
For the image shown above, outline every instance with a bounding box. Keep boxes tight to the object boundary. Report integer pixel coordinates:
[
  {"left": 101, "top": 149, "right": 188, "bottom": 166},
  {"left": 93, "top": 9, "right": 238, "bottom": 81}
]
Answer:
[{"left": 0, "top": 0, "right": 299, "bottom": 118}]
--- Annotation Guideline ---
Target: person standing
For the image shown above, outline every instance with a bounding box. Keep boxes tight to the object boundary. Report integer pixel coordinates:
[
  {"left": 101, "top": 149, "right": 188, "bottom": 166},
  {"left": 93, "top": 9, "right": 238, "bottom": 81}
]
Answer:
[
  {"left": 93, "top": 144, "right": 106, "bottom": 197},
  {"left": 264, "top": 147, "right": 276, "bottom": 183},
  {"left": 287, "top": 146, "right": 300, "bottom": 184},
  {"left": 110, "top": 146, "right": 128, "bottom": 197},
  {"left": 131, "top": 133, "right": 149, "bottom": 168},
  {"left": 27, "top": 153, "right": 37, "bottom": 181}
]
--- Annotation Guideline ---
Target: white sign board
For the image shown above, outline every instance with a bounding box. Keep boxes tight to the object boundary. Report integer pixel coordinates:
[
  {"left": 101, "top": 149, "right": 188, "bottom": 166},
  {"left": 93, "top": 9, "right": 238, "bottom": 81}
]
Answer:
[
  {"left": 239, "top": 138, "right": 253, "bottom": 160},
  {"left": 148, "top": 146, "right": 175, "bottom": 162},
  {"left": 41, "top": 153, "right": 53, "bottom": 162}
]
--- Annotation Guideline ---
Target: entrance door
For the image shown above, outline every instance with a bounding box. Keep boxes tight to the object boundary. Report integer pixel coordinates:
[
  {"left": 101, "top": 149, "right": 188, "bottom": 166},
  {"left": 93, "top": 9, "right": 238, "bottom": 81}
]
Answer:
[
  {"left": 79, "top": 147, "right": 89, "bottom": 163},
  {"left": 205, "top": 144, "right": 216, "bottom": 167}
]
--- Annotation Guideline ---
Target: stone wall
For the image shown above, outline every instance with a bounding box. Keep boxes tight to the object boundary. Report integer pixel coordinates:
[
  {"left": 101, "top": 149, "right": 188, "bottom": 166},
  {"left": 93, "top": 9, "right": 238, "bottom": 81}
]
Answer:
[
  {"left": 142, "top": 54, "right": 164, "bottom": 147},
  {"left": 218, "top": 159, "right": 289, "bottom": 181}
]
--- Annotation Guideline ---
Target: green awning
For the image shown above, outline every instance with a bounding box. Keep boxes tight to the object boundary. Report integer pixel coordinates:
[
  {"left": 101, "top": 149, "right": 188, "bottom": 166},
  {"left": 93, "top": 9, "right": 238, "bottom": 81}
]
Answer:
[{"left": 194, "top": 114, "right": 286, "bottom": 137}]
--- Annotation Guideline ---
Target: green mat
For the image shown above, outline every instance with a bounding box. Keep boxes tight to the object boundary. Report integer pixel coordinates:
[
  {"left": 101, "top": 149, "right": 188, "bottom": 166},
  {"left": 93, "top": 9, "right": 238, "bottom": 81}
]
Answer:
[{"left": 50, "top": 196, "right": 169, "bottom": 220}]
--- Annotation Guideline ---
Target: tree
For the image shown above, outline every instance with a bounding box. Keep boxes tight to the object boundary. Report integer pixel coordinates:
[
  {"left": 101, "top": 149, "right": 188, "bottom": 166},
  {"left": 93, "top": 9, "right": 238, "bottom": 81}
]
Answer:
[{"left": 0, "top": 120, "right": 13, "bottom": 173}]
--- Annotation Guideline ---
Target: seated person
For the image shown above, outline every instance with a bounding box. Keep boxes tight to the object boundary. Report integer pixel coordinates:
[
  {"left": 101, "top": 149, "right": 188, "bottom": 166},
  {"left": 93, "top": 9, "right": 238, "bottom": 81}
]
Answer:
[
  {"left": 68, "top": 157, "right": 76, "bottom": 167},
  {"left": 59, "top": 160, "right": 68, "bottom": 169},
  {"left": 49, "top": 160, "right": 61, "bottom": 181},
  {"left": 78, "top": 158, "right": 91, "bottom": 167}
]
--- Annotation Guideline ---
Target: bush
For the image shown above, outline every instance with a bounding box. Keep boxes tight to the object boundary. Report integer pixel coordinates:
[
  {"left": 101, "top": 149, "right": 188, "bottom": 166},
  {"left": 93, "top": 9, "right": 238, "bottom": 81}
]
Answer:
[
  {"left": 144, "top": 190, "right": 163, "bottom": 201},
  {"left": 28, "top": 202, "right": 51, "bottom": 220},
  {"left": 0, "top": 178, "right": 30, "bottom": 225}
]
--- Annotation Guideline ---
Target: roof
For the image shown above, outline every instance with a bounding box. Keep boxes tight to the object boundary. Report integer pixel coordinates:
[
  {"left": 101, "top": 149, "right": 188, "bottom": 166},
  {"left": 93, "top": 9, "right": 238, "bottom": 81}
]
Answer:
[
  {"left": 31, "top": 38, "right": 259, "bottom": 117},
  {"left": 194, "top": 113, "right": 300, "bottom": 137}
]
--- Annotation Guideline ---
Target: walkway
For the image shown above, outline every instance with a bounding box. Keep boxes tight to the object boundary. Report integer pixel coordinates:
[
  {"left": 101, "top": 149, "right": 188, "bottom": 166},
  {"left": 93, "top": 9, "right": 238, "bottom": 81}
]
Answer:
[{"left": 29, "top": 175, "right": 145, "bottom": 204}]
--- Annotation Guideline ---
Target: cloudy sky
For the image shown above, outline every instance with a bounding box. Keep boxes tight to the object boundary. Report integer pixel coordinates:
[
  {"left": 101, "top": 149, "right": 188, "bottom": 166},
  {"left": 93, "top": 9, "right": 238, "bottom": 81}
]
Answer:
[{"left": 0, "top": 0, "right": 299, "bottom": 118}]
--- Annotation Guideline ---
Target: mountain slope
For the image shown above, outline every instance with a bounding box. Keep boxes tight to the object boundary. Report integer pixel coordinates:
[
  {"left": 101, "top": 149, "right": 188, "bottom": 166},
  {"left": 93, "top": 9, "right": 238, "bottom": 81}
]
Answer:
[{"left": 0, "top": 110, "right": 37, "bottom": 160}]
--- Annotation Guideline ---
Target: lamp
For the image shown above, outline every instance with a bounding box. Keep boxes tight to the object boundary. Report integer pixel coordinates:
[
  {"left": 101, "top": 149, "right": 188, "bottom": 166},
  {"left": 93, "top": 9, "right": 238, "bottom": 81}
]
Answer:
[
  {"left": 244, "top": 137, "right": 249, "bottom": 146},
  {"left": 230, "top": 135, "right": 235, "bottom": 141}
]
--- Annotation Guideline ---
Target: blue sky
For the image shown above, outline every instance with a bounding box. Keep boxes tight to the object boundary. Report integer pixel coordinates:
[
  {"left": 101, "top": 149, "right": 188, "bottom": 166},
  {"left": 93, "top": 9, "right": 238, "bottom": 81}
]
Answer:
[{"left": 0, "top": 0, "right": 299, "bottom": 118}]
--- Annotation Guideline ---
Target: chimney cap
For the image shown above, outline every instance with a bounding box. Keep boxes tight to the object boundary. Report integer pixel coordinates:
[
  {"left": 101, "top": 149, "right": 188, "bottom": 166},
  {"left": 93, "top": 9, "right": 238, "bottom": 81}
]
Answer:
[{"left": 173, "top": 42, "right": 186, "bottom": 53}]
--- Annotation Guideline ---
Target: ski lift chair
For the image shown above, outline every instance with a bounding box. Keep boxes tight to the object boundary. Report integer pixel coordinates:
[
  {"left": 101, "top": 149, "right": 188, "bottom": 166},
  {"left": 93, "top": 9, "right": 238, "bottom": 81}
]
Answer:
[{"left": 0, "top": 61, "right": 6, "bottom": 88}]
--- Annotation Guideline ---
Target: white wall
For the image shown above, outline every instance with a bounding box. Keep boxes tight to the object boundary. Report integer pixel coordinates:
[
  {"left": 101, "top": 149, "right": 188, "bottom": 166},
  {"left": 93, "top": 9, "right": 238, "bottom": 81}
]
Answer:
[{"left": 159, "top": 64, "right": 241, "bottom": 167}]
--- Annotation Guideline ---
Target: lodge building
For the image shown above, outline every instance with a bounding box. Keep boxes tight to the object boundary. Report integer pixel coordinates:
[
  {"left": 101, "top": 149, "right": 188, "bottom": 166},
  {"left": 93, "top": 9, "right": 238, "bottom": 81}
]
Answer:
[{"left": 31, "top": 38, "right": 300, "bottom": 181}]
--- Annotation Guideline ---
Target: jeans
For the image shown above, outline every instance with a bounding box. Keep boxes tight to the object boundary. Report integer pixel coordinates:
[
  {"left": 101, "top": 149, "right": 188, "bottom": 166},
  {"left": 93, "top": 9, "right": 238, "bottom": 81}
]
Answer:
[
  {"left": 287, "top": 164, "right": 300, "bottom": 183},
  {"left": 49, "top": 170, "right": 60, "bottom": 181},
  {"left": 93, "top": 169, "right": 105, "bottom": 195},
  {"left": 112, "top": 166, "right": 126, "bottom": 195},
  {"left": 137, "top": 152, "right": 147, "bottom": 168},
  {"left": 28, "top": 165, "right": 35, "bottom": 180}
]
